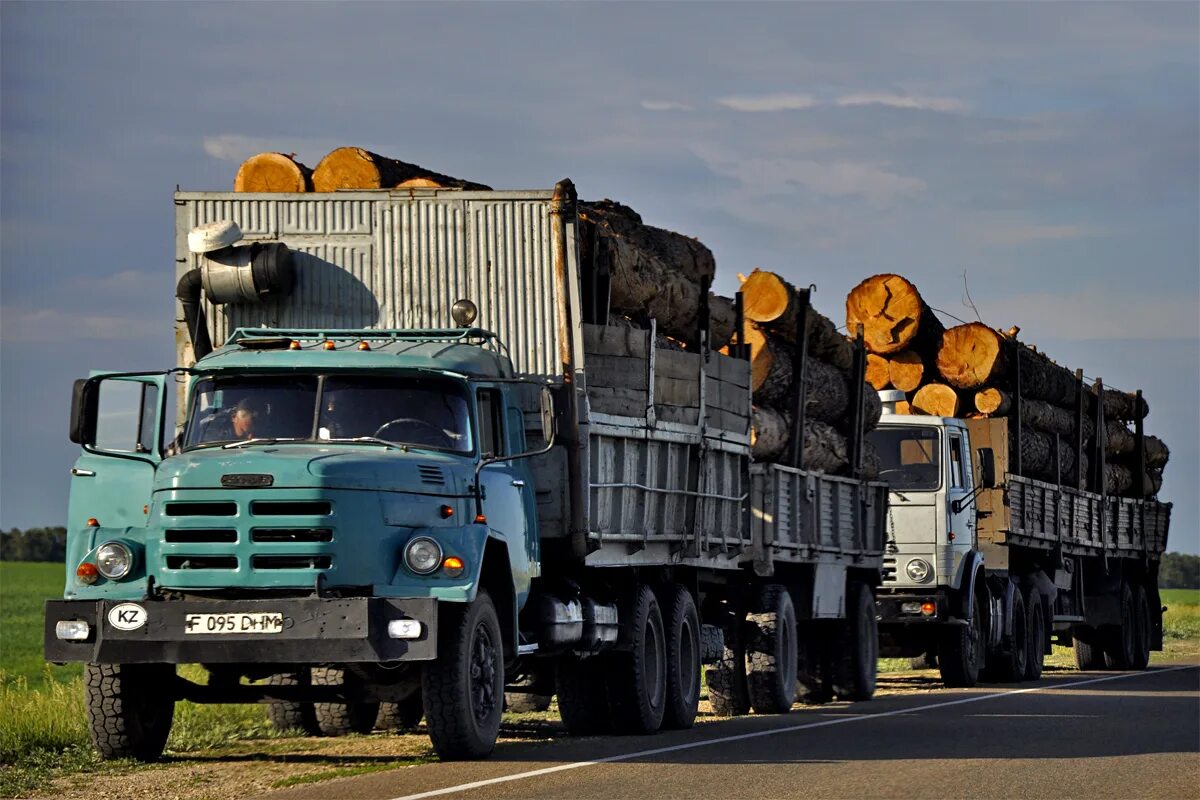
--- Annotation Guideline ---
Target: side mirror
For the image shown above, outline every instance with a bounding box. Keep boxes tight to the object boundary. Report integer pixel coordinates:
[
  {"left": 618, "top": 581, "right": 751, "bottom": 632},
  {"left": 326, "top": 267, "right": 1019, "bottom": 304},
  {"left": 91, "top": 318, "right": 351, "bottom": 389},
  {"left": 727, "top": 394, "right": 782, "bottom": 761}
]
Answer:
[
  {"left": 69, "top": 378, "right": 99, "bottom": 445},
  {"left": 540, "top": 386, "right": 557, "bottom": 444},
  {"left": 977, "top": 447, "right": 996, "bottom": 488}
]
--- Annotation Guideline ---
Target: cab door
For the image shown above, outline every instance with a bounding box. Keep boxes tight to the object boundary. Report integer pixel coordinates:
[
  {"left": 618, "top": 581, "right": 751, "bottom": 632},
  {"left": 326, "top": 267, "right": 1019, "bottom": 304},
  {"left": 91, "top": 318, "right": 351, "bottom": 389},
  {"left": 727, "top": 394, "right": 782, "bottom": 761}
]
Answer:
[
  {"left": 67, "top": 373, "right": 168, "bottom": 532},
  {"left": 945, "top": 428, "right": 976, "bottom": 584},
  {"left": 475, "top": 388, "right": 533, "bottom": 600}
]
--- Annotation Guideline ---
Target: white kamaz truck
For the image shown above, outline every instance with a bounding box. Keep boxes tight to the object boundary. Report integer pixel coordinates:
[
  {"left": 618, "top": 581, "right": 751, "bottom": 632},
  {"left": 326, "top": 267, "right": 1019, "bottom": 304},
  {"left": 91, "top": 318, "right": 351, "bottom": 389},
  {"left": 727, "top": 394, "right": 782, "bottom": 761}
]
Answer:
[{"left": 871, "top": 388, "right": 1171, "bottom": 686}]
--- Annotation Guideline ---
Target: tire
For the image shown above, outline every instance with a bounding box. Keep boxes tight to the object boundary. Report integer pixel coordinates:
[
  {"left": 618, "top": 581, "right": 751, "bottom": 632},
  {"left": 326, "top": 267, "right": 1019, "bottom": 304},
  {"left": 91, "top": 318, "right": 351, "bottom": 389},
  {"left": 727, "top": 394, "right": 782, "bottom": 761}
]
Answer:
[
  {"left": 376, "top": 690, "right": 424, "bottom": 731},
  {"left": 604, "top": 584, "right": 667, "bottom": 734},
  {"left": 1073, "top": 626, "right": 1106, "bottom": 670},
  {"left": 1131, "top": 583, "right": 1152, "bottom": 670},
  {"left": 505, "top": 667, "right": 553, "bottom": 713},
  {"left": 84, "top": 663, "right": 175, "bottom": 762},
  {"left": 829, "top": 582, "right": 878, "bottom": 701},
  {"left": 265, "top": 672, "right": 321, "bottom": 735},
  {"left": 938, "top": 591, "right": 983, "bottom": 688},
  {"left": 704, "top": 604, "right": 751, "bottom": 717},
  {"left": 909, "top": 651, "right": 938, "bottom": 670},
  {"left": 984, "top": 586, "right": 1026, "bottom": 683},
  {"left": 661, "top": 584, "right": 701, "bottom": 730},
  {"left": 556, "top": 655, "right": 611, "bottom": 735},
  {"left": 1103, "top": 582, "right": 1136, "bottom": 670},
  {"left": 312, "top": 667, "right": 379, "bottom": 736},
  {"left": 746, "top": 584, "right": 798, "bottom": 714},
  {"left": 1023, "top": 588, "right": 1046, "bottom": 682},
  {"left": 423, "top": 592, "right": 505, "bottom": 760}
]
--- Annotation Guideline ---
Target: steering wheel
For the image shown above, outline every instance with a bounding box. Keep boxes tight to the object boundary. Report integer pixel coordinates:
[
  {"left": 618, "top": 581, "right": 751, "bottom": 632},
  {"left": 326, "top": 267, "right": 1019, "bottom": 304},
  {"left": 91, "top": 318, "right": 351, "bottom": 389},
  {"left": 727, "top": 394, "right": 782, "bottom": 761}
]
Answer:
[{"left": 373, "top": 417, "right": 452, "bottom": 447}]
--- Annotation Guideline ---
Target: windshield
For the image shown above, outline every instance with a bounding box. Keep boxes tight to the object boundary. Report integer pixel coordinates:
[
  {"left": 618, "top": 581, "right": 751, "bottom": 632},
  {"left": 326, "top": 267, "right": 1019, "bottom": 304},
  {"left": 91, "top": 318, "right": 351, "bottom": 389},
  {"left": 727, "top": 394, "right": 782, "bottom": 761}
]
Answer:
[
  {"left": 183, "top": 374, "right": 472, "bottom": 453},
  {"left": 867, "top": 426, "right": 942, "bottom": 491}
]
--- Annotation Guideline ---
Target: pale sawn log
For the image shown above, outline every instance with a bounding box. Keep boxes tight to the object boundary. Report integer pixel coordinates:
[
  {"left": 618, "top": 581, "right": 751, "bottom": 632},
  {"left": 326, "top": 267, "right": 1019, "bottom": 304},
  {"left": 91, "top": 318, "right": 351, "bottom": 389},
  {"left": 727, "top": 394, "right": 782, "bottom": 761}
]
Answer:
[
  {"left": 866, "top": 354, "right": 891, "bottom": 390},
  {"left": 974, "top": 387, "right": 1010, "bottom": 416},
  {"left": 311, "top": 147, "right": 491, "bottom": 192},
  {"left": 937, "top": 323, "right": 1006, "bottom": 390},
  {"left": 741, "top": 269, "right": 855, "bottom": 371},
  {"left": 911, "top": 383, "right": 959, "bottom": 417},
  {"left": 845, "top": 273, "right": 945, "bottom": 356},
  {"left": 888, "top": 350, "right": 924, "bottom": 393},
  {"left": 234, "top": 152, "right": 313, "bottom": 192}
]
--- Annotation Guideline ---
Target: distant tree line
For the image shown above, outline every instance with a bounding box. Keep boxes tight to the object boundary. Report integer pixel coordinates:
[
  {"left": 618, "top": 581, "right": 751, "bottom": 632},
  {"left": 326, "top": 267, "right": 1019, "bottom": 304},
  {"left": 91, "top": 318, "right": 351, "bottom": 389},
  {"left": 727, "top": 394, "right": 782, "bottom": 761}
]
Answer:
[
  {"left": 1, "top": 527, "right": 67, "bottom": 562},
  {"left": 1160, "top": 552, "right": 1200, "bottom": 589}
]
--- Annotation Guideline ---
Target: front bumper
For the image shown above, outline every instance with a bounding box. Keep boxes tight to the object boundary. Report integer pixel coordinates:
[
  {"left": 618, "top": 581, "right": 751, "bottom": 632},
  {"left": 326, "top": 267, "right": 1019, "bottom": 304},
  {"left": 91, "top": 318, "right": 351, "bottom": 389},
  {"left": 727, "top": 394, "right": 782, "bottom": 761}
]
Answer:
[
  {"left": 876, "top": 590, "right": 951, "bottom": 625},
  {"left": 45, "top": 596, "right": 437, "bottom": 664}
]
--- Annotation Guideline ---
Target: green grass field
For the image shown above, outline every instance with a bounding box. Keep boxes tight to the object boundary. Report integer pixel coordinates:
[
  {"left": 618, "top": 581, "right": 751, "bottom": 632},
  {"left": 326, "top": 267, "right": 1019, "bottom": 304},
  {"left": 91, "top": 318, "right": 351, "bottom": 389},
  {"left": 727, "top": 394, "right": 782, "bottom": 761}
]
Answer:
[{"left": 0, "top": 562, "right": 79, "bottom": 687}]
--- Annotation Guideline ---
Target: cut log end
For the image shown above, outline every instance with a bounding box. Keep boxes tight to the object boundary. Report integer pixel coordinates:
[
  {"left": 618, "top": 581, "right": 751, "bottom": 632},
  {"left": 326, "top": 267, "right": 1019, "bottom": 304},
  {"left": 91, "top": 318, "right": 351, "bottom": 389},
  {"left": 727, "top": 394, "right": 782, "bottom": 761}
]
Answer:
[
  {"left": 937, "top": 323, "right": 1005, "bottom": 389},
  {"left": 845, "top": 273, "right": 927, "bottom": 355},
  {"left": 741, "top": 269, "right": 792, "bottom": 324},
  {"left": 975, "top": 387, "right": 1011, "bottom": 416},
  {"left": 887, "top": 350, "right": 924, "bottom": 393},
  {"left": 866, "top": 354, "right": 891, "bottom": 390},
  {"left": 911, "top": 383, "right": 959, "bottom": 417},
  {"left": 233, "top": 152, "right": 312, "bottom": 193},
  {"left": 312, "top": 147, "right": 383, "bottom": 191}
]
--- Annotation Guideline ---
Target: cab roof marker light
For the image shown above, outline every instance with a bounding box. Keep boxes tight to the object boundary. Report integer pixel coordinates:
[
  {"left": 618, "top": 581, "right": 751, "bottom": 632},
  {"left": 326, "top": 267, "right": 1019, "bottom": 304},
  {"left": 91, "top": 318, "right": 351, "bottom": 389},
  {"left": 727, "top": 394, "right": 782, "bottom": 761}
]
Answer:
[{"left": 323, "top": 340, "right": 336, "bottom": 350}]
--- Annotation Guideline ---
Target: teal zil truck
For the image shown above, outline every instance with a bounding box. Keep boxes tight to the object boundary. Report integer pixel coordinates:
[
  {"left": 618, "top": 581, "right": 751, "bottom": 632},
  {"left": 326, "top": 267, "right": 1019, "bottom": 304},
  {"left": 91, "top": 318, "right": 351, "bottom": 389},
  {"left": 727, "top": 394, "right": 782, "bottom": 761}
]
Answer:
[{"left": 46, "top": 181, "right": 886, "bottom": 760}]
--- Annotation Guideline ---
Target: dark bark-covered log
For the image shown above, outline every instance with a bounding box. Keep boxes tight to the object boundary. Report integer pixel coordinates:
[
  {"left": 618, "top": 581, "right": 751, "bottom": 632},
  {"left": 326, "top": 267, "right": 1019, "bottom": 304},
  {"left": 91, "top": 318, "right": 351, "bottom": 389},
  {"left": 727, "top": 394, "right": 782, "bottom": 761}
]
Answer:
[
  {"left": 888, "top": 351, "right": 924, "bottom": 393},
  {"left": 1010, "top": 425, "right": 1085, "bottom": 486},
  {"left": 861, "top": 440, "right": 881, "bottom": 480},
  {"left": 1022, "top": 398, "right": 1094, "bottom": 441},
  {"left": 1095, "top": 388, "right": 1150, "bottom": 421},
  {"left": 1103, "top": 423, "right": 1170, "bottom": 468},
  {"left": 749, "top": 407, "right": 851, "bottom": 474},
  {"left": 311, "top": 147, "right": 491, "bottom": 192},
  {"left": 866, "top": 354, "right": 891, "bottom": 390},
  {"left": 861, "top": 382, "right": 882, "bottom": 433},
  {"left": 751, "top": 405, "right": 791, "bottom": 461},
  {"left": 746, "top": 326, "right": 793, "bottom": 407},
  {"left": 1016, "top": 346, "right": 1078, "bottom": 408},
  {"left": 1146, "top": 436, "right": 1170, "bottom": 469},
  {"left": 845, "top": 273, "right": 945, "bottom": 356},
  {"left": 234, "top": 152, "right": 313, "bottom": 192},
  {"left": 1103, "top": 464, "right": 1162, "bottom": 497},
  {"left": 582, "top": 200, "right": 735, "bottom": 349},
  {"left": 911, "top": 383, "right": 959, "bottom": 417},
  {"left": 937, "top": 323, "right": 1006, "bottom": 389},
  {"left": 741, "top": 269, "right": 855, "bottom": 371},
  {"left": 974, "top": 387, "right": 1011, "bottom": 416}
]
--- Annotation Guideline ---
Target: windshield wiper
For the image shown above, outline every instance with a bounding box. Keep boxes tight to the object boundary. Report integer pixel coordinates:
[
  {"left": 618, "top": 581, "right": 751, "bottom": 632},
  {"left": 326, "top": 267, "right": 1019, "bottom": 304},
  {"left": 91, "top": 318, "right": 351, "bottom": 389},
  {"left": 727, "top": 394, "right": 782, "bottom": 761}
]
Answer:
[
  {"left": 324, "top": 437, "right": 404, "bottom": 451},
  {"left": 221, "top": 437, "right": 305, "bottom": 449}
]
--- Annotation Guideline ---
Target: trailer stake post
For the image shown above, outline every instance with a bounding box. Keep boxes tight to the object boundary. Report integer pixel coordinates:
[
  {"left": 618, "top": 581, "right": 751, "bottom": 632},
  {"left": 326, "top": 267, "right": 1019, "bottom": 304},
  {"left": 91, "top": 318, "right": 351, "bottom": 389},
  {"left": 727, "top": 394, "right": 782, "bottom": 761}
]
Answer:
[{"left": 788, "top": 286, "right": 812, "bottom": 469}]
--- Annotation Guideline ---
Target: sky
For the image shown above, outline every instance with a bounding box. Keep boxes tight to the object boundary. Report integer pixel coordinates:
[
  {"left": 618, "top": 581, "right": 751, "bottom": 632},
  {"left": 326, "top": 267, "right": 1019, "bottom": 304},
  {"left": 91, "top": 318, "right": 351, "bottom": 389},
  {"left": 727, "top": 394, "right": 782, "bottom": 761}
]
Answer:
[{"left": 1, "top": 2, "right": 1197, "bottom": 554}]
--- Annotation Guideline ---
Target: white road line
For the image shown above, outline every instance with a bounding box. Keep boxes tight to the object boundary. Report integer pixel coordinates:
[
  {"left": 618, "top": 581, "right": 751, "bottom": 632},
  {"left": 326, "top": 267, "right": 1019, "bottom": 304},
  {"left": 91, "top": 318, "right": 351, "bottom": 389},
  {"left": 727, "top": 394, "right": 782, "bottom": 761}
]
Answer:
[{"left": 389, "top": 666, "right": 1196, "bottom": 800}]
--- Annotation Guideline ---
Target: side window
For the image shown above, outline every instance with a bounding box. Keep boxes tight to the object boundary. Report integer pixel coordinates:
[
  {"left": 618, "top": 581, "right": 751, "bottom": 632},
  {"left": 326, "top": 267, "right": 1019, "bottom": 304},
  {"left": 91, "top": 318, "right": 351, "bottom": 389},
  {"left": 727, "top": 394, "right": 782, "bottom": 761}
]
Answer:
[
  {"left": 507, "top": 406, "right": 526, "bottom": 454},
  {"left": 476, "top": 389, "right": 504, "bottom": 458},
  {"left": 95, "top": 380, "right": 158, "bottom": 454},
  {"left": 949, "top": 434, "right": 965, "bottom": 489}
]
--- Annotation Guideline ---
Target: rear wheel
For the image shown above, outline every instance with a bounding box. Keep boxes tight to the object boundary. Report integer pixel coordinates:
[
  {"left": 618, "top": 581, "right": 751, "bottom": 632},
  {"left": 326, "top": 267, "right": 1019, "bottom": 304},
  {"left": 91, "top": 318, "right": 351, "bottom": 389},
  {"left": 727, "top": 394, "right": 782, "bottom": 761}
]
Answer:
[
  {"left": 265, "top": 671, "right": 321, "bottom": 735},
  {"left": 422, "top": 592, "right": 505, "bottom": 759},
  {"left": 376, "top": 689, "right": 424, "bottom": 731},
  {"left": 938, "top": 591, "right": 982, "bottom": 688},
  {"left": 312, "top": 667, "right": 379, "bottom": 736},
  {"left": 746, "top": 585, "right": 798, "bottom": 714},
  {"left": 604, "top": 584, "right": 667, "bottom": 734},
  {"left": 1073, "top": 626, "right": 1106, "bottom": 670},
  {"left": 1130, "top": 583, "right": 1151, "bottom": 670},
  {"left": 505, "top": 668, "right": 553, "bottom": 713},
  {"left": 556, "top": 655, "right": 611, "bottom": 735},
  {"left": 704, "top": 603, "right": 750, "bottom": 716},
  {"left": 1103, "top": 583, "right": 1136, "bottom": 670},
  {"left": 984, "top": 586, "right": 1026, "bottom": 683},
  {"left": 1023, "top": 588, "right": 1046, "bottom": 682},
  {"left": 829, "top": 582, "right": 878, "bottom": 701},
  {"left": 661, "top": 584, "right": 701, "bottom": 730}
]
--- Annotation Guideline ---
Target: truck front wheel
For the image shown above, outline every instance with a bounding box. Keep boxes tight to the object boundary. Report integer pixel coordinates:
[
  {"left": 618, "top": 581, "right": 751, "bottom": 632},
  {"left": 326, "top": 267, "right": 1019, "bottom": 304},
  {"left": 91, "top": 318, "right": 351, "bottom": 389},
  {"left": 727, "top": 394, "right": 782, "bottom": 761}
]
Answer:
[
  {"left": 1103, "top": 582, "right": 1136, "bottom": 670},
  {"left": 983, "top": 587, "right": 1026, "bottom": 683},
  {"left": 830, "top": 581, "right": 878, "bottom": 701},
  {"left": 1072, "top": 626, "right": 1106, "bottom": 669},
  {"left": 604, "top": 584, "right": 667, "bottom": 734},
  {"left": 938, "top": 592, "right": 982, "bottom": 688},
  {"left": 1130, "top": 583, "right": 1151, "bottom": 670},
  {"left": 1023, "top": 589, "right": 1046, "bottom": 681},
  {"left": 85, "top": 663, "right": 175, "bottom": 762},
  {"left": 660, "top": 584, "right": 701, "bottom": 730},
  {"left": 423, "top": 592, "right": 504, "bottom": 759},
  {"left": 746, "top": 584, "right": 798, "bottom": 713}
]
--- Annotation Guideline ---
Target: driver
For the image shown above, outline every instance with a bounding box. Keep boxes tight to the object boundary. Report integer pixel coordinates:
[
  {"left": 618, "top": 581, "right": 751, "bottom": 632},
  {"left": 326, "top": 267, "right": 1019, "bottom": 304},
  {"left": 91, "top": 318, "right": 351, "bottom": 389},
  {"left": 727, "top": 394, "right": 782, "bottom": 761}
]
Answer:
[{"left": 200, "top": 397, "right": 265, "bottom": 442}]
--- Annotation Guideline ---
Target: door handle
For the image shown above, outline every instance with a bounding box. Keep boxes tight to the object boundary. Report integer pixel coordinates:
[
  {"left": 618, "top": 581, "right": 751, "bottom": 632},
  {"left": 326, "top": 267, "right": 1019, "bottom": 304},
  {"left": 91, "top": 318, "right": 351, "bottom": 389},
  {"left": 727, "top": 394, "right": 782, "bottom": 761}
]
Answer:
[
  {"left": 511, "top": 479, "right": 526, "bottom": 487},
  {"left": 71, "top": 468, "right": 96, "bottom": 477}
]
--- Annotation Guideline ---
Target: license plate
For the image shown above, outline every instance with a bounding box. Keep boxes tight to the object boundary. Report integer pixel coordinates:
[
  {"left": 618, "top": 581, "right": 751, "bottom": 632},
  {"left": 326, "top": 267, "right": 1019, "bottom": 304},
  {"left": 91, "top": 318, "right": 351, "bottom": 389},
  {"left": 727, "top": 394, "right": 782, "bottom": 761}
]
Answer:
[{"left": 184, "top": 612, "right": 284, "bottom": 635}]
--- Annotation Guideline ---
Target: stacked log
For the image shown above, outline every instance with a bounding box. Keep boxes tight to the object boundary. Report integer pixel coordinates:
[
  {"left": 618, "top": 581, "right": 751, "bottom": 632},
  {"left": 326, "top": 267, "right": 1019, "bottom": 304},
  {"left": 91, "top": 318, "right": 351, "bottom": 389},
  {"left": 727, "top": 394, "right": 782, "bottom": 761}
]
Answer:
[
  {"left": 311, "top": 147, "right": 491, "bottom": 192},
  {"left": 842, "top": 273, "right": 1169, "bottom": 498},
  {"left": 740, "top": 270, "right": 881, "bottom": 479},
  {"left": 233, "top": 153, "right": 313, "bottom": 192}
]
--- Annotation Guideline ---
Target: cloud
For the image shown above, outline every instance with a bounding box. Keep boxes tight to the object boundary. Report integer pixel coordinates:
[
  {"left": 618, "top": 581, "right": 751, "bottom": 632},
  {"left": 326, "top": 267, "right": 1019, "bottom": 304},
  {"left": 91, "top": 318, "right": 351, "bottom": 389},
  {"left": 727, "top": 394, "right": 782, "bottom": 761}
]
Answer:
[
  {"left": 640, "top": 100, "right": 692, "bottom": 112},
  {"left": 978, "top": 223, "right": 1103, "bottom": 246},
  {"left": 835, "top": 92, "right": 966, "bottom": 112},
  {"left": 717, "top": 93, "right": 818, "bottom": 112},
  {"left": 976, "top": 286, "right": 1200, "bottom": 341},
  {"left": 0, "top": 308, "right": 160, "bottom": 343},
  {"left": 202, "top": 134, "right": 340, "bottom": 165}
]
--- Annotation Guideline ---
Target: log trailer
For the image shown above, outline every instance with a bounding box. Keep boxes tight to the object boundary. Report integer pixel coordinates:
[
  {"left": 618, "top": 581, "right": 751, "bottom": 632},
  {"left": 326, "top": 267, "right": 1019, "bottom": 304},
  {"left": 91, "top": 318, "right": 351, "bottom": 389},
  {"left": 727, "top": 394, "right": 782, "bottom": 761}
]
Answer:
[
  {"left": 46, "top": 181, "right": 886, "bottom": 761},
  {"left": 870, "top": 372, "right": 1172, "bottom": 687}
]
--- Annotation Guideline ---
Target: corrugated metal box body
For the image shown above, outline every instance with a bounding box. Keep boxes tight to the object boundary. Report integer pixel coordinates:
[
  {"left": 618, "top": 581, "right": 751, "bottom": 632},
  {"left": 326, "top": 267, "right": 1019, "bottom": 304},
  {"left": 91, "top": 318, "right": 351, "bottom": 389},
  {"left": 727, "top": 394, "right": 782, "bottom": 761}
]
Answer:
[
  {"left": 750, "top": 463, "right": 887, "bottom": 572},
  {"left": 175, "top": 191, "right": 565, "bottom": 379}
]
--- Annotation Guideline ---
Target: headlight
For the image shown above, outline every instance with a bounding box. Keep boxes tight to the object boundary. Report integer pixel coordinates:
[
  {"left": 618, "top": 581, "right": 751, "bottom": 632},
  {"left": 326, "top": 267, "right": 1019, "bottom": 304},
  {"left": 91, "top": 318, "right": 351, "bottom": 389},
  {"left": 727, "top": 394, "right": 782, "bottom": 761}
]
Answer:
[
  {"left": 404, "top": 536, "right": 443, "bottom": 575},
  {"left": 96, "top": 542, "right": 133, "bottom": 580},
  {"left": 905, "top": 558, "right": 932, "bottom": 583}
]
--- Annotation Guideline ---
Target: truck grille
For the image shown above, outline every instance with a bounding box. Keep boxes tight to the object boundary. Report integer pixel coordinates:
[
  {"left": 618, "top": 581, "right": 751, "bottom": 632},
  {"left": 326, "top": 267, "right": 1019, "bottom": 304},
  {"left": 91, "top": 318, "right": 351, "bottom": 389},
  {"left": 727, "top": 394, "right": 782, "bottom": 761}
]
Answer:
[
  {"left": 166, "top": 555, "right": 238, "bottom": 570},
  {"left": 165, "top": 529, "right": 237, "bottom": 543},
  {"left": 164, "top": 501, "right": 237, "bottom": 517},
  {"left": 418, "top": 465, "right": 445, "bottom": 485},
  {"left": 250, "top": 500, "right": 332, "bottom": 516},
  {"left": 251, "top": 528, "right": 333, "bottom": 543},
  {"left": 252, "top": 555, "right": 333, "bottom": 570}
]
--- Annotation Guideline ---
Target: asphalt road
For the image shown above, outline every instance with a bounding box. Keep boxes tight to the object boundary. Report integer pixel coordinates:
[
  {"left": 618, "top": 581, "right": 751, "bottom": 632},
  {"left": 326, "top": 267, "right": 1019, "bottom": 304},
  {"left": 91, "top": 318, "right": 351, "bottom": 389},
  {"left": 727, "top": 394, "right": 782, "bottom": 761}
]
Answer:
[{"left": 262, "top": 665, "right": 1200, "bottom": 800}]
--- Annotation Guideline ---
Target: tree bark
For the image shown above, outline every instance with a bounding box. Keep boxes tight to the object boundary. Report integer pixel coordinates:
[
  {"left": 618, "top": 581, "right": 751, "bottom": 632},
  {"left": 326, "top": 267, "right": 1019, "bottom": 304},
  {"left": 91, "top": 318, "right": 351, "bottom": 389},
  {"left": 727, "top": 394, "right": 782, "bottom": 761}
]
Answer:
[
  {"left": 751, "top": 405, "right": 791, "bottom": 461},
  {"left": 583, "top": 201, "right": 735, "bottom": 349},
  {"left": 1095, "top": 387, "right": 1150, "bottom": 421},
  {"left": 1103, "top": 464, "right": 1162, "bottom": 497},
  {"left": 845, "top": 273, "right": 945, "bottom": 356},
  {"left": 1104, "top": 423, "right": 1170, "bottom": 467},
  {"left": 1022, "top": 397, "right": 1093, "bottom": 441},
  {"left": 888, "top": 350, "right": 924, "bottom": 393},
  {"left": 937, "top": 323, "right": 1006, "bottom": 389},
  {"left": 234, "top": 152, "right": 313, "bottom": 192},
  {"left": 311, "top": 147, "right": 491, "bottom": 192},
  {"left": 911, "top": 383, "right": 959, "bottom": 417},
  {"left": 866, "top": 354, "right": 891, "bottom": 390},
  {"left": 741, "top": 269, "right": 855, "bottom": 370},
  {"left": 1010, "top": 425, "right": 1084, "bottom": 485}
]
